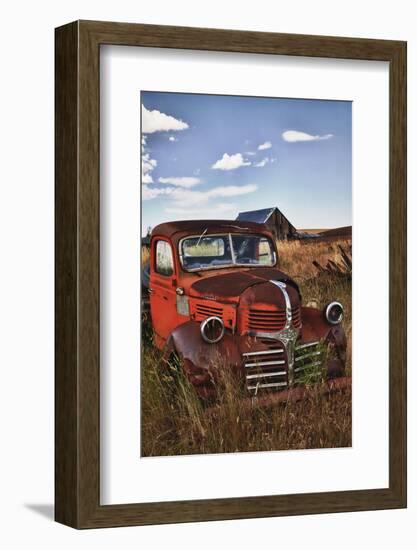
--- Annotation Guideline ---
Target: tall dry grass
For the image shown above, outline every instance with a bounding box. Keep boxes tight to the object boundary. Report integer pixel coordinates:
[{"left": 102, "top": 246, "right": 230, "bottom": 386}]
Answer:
[
  {"left": 141, "top": 246, "right": 150, "bottom": 265},
  {"left": 141, "top": 237, "right": 352, "bottom": 457},
  {"left": 278, "top": 238, "right": 352, "bottom": 373}
]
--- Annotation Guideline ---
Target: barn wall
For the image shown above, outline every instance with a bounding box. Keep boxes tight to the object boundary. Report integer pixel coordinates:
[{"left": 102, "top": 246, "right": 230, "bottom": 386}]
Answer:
[{"left": 267, "top": 209, "right": 296, "bottom": 240}]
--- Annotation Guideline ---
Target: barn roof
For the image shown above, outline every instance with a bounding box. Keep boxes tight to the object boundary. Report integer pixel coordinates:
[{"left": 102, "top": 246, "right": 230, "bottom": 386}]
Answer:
[
  {"left": 236, "top": 207, "right": 297, "bottom": 232},
  {"left": 236, "top": 207, "right": 275, "bottom": 224}
]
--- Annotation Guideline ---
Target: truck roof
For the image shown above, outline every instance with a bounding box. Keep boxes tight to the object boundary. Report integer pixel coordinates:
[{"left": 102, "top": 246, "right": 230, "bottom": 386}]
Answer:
[{"left": 151, "top": 219, "right": 270, "bottom": 239}]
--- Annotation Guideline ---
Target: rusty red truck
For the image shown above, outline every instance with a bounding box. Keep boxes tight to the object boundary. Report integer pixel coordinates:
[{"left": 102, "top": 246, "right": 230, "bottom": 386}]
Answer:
[{"left": 143, "top": 220, "right": 350, "bottom": 401}]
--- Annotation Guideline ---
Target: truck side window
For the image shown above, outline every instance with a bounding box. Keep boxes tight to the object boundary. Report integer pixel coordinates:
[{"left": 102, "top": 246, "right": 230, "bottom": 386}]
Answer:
[{"left": 155, "top": 240, "right": 174, "bottom": 276}]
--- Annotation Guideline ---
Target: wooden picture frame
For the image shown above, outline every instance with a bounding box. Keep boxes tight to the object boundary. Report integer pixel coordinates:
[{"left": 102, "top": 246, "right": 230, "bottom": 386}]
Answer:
[{"left": 55, "top": 20, "right": 407, "bottom": 528}]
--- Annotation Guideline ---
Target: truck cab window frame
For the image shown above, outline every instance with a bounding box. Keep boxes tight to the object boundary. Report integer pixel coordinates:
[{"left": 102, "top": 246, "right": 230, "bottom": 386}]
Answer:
[{"left": 155, "top": 239, "right": 174, "bottom": 277}]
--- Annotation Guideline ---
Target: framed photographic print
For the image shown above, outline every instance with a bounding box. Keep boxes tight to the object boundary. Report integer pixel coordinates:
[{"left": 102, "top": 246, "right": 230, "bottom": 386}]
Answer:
[{"left": 55, "top": 20, "right": 407, "bottom": 528}]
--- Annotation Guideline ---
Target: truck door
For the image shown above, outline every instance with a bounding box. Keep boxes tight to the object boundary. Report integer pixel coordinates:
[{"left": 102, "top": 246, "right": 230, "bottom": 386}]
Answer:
[{"left": 149, "top": 238, "right": 178, "bottom": 345}]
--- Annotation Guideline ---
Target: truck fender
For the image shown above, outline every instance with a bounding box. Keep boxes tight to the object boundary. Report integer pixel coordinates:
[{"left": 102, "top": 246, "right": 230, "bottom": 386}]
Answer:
[
  {"left": 163, "top": 320, "right": 242, "bottom": 394},
  {"left": 300, "top": 307, "right": 347, "bottom": 378},
  {"left": 301, "top": 307, "right": 347, "bottom": 349}
]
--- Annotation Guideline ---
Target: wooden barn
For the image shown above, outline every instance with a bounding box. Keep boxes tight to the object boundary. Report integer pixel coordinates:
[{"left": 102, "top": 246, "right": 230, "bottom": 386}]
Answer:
[{"left": 236, "top": 207, "right": 297, "bottom": 240}]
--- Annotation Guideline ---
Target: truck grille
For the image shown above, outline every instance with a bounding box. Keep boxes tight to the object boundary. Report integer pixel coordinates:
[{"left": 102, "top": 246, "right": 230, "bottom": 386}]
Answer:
[
  {"left": 243, "top": 343, "right": 287, "bottom": 393},
  {"left": 243, "top": 306, "right": 301, "bottom": 332},
  {"left": 243, "top": 340, "right": 322, "bottom": 394},
  {"left": 194, "top": 302, "right": 223, "bottom": 321},
  {"left": 293, "top": 341, "right": 324, "bottom": 383}
]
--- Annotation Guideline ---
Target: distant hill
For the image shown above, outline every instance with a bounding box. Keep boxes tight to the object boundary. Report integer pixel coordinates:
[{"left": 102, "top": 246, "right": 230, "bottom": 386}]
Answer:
[
  {"left": 318, "top": 226, "right": 352, "bottom": 238},
  {"left": 299, "top": 229, "right": 326, "bottom": 234}
]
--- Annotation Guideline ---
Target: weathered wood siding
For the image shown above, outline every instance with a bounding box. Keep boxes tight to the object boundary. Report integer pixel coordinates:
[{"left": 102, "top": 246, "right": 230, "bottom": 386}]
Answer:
[{"left": 266, "top": 209, "right": 296, "bottom": 240}]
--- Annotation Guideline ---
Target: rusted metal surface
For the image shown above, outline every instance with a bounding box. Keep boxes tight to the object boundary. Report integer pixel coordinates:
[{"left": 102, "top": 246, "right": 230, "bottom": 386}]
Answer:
[
  {"left": 164, "top": 321, "right": 243, "bottom": 399},
  {"left": 164, "top": 315, "right": 347, "bottom": 400},
  {"left": 152, "top": 219, "right": 269, "bottom": 240},
  {"left": 299, "top": 307, "right": 346, "bottom": 347},
  {"left": 205, "top": 376, "right": 352, "bottom": 417},
  {"left": 148, "top": 219, "right": 348, "bottom": 401},
  {"left": 189, "top": 268, "right": 299, "bottom": 302}
]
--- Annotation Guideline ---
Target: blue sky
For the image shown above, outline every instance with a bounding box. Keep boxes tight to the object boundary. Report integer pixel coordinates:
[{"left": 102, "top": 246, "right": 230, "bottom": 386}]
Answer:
[{"left": 141, "top": 92, "right": 352, "bottom": 234}]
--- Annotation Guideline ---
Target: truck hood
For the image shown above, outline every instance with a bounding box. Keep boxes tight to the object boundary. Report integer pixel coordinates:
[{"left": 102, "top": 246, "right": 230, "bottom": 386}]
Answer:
[{"left": 188, "top": 268, "right": 299, "bottom": 303}]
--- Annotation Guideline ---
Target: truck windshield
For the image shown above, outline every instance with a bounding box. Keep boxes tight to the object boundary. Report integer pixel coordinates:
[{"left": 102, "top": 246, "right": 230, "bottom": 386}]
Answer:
[{"left": 180, "top": 233, "right": 276, "bottom": 271}]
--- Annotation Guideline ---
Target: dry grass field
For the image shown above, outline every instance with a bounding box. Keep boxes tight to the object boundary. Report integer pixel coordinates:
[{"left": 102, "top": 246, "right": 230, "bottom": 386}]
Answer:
[{"left": 140, "top": 238, "right": 352, "bottom": 457}]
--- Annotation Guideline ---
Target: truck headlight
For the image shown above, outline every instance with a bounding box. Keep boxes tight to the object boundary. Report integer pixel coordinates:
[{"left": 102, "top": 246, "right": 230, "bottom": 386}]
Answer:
[
  {"left": 325, "top": 301, "right": 344, "bottom": 325},
  {"left": 200, "top": 316, "right": 225, "bottom": 344}
]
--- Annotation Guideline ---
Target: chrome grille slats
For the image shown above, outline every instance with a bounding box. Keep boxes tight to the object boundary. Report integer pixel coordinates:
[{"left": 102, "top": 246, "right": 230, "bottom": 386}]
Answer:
[
  {"left": 242, "top": 349, "right": 284, "bottom": 357},
  {"left": 247, "top": 381, "right": 287, "bottom": 390},
  {"left": 294, "top": 360, "right": 322, "bottom": 373},
  {"left": 246, "top": 371, "right": 287, "bottom": 380},
  {"left": 295, "top": 350, "right": 321, "bottom": 362},
  {"left": 242, "top": 340, "right": 325, "bottom": 394},
  {"left": 295, "top": 341, "right": 319, "bottom": 351},
  {"left": 242, "top": 344, "right": 288, "bottom": 393},
  {"left": 293, "top": 341, "right": 324, "bottom": 381},
  {"left": 244, "top": 359, "right": 285, "bottom": 368}
]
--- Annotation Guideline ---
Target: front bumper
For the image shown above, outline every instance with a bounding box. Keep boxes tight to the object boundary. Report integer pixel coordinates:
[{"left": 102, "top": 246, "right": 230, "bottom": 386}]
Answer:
[
  {"left": 205, "top": 376, "right": 352, "bottom": 415},
  {"left": 165, "top": 307, "right": 347, "bottom": 400}
]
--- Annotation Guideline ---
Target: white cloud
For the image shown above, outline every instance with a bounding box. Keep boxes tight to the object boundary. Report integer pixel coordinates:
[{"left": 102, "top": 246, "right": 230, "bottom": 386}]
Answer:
[
  {"left": 165, "top": 203, "right": 236, "bottom": 217},
  {"left": 258, "top": 141, "right": 272, "bottom": 150},
  {"left": 282, "top": 130, "right": 333, "bottom": 142},
  {"left": 245, "top": 151, "right": 256, "bottom": 156},
  {"left": 142, "top": 186, "right": 173, "bottom": 200},
  {"left": 206, "top": 184, "right": 257, "bottom": 199},
  {"left": 168, "top": 136, "right": 178, "bottom": 142},
  {"left": 170, "top": 184, "right": 257, "bottom": 207},
  {"left": 143, "top": 183, "right": 257, "bottom": 205},
  {"left": 158, "top": 177, "right": 201, "bottom": 188},
  {"left": 211, "top": 153, "right": 251, "bottom": 170},
  {"left": 142, "top": 173, "right": 154, "bottom": 185},
  {"left": 141, "top": 151, "right": 157, "bottom": 184},
  {"left": 142, "top": 154, "right": 157, "bottom": 174},
  {"left": 141, "top": 134, "right": 159, "bottom": 183},
  {"left": 142, "top": 105, "right": 189, "bottom": 134},
  {"left": 254, "top": 157, "right": 269, "bottom": 168}
]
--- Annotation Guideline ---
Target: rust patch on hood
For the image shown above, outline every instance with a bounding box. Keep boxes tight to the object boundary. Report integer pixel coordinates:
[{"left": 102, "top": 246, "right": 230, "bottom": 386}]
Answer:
[
  {"left": 239, "top": 279, "right": 299, "bottom": 310},
  {"left": 189, "top": 268, "right": 299, "bottom": 302}
]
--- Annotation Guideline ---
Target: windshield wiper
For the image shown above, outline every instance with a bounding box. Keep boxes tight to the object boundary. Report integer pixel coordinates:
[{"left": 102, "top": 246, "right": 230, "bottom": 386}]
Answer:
[
  {"left": 196, "top": 227, "right": 208, "bottom": 247},
  {"left": 229, "top": 233, "right": 237, "bottom": 264}
]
